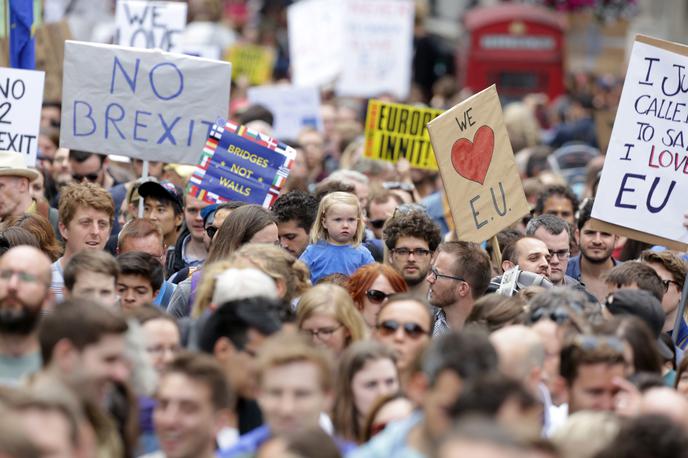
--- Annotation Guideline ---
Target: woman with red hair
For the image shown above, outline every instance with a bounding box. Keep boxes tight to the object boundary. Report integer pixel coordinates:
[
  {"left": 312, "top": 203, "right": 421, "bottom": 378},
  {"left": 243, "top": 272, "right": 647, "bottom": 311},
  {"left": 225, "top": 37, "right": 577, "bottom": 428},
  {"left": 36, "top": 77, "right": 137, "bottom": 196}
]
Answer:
[{"left": 348, "top": 263, "right": 408, "bottom": 329}]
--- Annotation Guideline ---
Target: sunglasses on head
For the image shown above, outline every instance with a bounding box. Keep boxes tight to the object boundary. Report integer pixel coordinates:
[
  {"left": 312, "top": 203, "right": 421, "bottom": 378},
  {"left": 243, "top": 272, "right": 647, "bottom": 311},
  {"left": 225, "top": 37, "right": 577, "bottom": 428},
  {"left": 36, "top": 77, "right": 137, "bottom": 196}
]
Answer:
[
  {"left": 366, "top": 289, "right": 391, "bottom": 304},
  {"left": 376, "top": 319, "right": 428, "bottom": 339},
  {"left": 72, "top": 172, "right": 99, "bottom": 183}
]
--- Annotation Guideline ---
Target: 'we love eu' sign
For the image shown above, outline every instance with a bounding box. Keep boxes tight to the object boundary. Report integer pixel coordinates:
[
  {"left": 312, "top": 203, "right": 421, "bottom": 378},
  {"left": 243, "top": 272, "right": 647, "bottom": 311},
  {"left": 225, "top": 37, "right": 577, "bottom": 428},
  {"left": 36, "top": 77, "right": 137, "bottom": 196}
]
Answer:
[{"left": 427, "top": 85, "right": 530, "bottom": 243}]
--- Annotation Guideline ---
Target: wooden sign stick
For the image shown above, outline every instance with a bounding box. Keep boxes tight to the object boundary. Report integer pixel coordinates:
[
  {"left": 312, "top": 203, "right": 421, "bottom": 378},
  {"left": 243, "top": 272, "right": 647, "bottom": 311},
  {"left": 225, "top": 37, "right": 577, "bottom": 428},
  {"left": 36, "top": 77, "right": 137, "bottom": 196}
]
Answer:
[{"left": 490, "top": 235, "right": 502, "bottom": 269}]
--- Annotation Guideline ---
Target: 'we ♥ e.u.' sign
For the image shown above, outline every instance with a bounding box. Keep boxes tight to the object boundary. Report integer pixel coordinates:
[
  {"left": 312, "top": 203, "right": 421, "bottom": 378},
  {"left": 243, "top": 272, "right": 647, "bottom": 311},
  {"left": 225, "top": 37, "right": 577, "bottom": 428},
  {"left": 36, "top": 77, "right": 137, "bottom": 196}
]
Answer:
[{"left": 427, "top": 85, "right": 530, "bottom": 243}]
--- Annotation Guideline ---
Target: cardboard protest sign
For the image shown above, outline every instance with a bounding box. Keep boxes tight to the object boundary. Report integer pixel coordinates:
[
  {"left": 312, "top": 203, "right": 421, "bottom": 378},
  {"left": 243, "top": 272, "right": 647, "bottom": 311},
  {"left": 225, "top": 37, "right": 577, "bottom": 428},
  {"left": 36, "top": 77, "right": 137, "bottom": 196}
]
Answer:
[
  {"left": 34, "top": 21, "right": 71, "bottom": 102},
  {"left": 594, "top": 109, "right": 616, "bottom": 154},
  {"left": 247, "top": 85, "right": 322, "bottom": 140},
  {"left": 226, "top": 44, "right": 275, "bottom": 86},
  {"left": 187, "top": 119, "right": 295, "bottom": 207},
  {"left": 364, "top": 100, "right": 442, "bottom": 171},
  {"left": 60, "top": 41, "right": 231, "bottom": 164},
  {"left": 591, "top": 35, "right": 688, "bottom": 250},
  {"left": 427, "top": 85, "right": 530, "bottom": 243},
  {"left": 0, "top": 68, "right": 44, "bottom": 166},
  {"left": 336, "top": 0, "right": 415, "bottom": 100},
  {"left": 287, "top": 0, "right": 344, "bottom": 88},
  {"left": 115, "top": 0, "right": 187, "bottom": 53}
]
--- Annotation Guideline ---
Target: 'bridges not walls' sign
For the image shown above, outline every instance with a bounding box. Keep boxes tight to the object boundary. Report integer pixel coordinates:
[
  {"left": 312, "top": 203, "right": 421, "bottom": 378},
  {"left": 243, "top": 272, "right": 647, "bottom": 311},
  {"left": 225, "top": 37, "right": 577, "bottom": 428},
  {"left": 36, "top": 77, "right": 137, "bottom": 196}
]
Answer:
[{"left": 60, "top": 41, "right": 231, "bottom": 164}]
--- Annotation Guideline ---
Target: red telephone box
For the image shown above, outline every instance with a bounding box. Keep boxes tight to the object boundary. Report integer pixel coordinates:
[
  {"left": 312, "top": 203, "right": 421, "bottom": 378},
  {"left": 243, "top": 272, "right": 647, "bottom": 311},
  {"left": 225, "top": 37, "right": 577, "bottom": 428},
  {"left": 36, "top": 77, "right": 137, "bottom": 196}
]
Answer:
[{"left": 459, "top": 4, "right": 566, "bottom": 101}]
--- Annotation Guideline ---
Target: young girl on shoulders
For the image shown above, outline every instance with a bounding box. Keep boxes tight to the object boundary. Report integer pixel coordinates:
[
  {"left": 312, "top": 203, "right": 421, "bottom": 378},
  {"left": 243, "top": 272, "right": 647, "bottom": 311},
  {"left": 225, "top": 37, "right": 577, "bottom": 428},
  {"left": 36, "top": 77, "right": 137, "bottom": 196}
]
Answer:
[{"left": 300, "top": 191, "right": 374, "bottom": 284}]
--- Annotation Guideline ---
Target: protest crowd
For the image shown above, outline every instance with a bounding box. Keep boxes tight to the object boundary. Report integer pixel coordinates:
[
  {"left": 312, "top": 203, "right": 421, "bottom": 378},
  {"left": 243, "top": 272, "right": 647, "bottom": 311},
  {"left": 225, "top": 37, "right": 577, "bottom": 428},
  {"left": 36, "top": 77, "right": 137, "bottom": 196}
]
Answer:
[{"left": 3, "top": 0, "right": 688, "bottom": 457}]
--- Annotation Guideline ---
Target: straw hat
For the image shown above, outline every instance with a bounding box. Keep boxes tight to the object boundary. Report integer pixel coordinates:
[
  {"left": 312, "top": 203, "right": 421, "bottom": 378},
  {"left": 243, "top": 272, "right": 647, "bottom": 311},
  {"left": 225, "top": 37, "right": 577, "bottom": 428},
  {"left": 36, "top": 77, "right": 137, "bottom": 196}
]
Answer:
[{"left": 0, "top": 150, "right": 39, "bottom": 181}]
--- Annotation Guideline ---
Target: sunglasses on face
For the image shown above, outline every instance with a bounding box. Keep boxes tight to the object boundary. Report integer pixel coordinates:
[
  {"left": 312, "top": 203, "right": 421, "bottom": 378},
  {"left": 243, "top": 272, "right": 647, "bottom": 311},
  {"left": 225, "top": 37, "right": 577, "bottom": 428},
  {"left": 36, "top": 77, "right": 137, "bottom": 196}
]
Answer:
[
  {"left": 369, "top": 219, "right": 386, "bottom": 229},
  {"left": 366, "top": 289, "right": 392, "bottom": 304},
  {"left": 376, "top": 319, "right": 428, "bottom": 339},
  {"left": 205, "top": 225, "right": 219, "bottom": 239},
  {"left": 72, "top": 172, "right": 99, "bottom": 182},
  {"left": 529, "top": 306, "right": 571, "bottom": 325}
]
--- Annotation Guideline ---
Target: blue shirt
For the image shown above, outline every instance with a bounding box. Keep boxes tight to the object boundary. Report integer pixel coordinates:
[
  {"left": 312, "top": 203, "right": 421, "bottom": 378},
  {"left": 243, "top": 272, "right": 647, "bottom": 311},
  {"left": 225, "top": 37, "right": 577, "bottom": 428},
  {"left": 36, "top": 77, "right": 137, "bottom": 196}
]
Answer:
[
  {"left": 566, "top": 254, "right": 620, "bottom": 282},
  {"left": 219, "top": 425, "right": 356, "bottom": 457},
  {"left": 348, "top": 411, "right": 424, "bottom": 458},
  {"left": 299, "top": 241, "right": 374, "bottom": 284},
  {"left": 152, "top": 280, "right": 176, "bottom": 309}
]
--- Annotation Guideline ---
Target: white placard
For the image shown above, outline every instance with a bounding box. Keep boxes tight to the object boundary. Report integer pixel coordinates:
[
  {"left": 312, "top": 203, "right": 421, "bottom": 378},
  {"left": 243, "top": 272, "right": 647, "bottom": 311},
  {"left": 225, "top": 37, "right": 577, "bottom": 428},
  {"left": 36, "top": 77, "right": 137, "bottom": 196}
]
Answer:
[
  {"left": 0, "top": 68, "right": 45, "bottom": 166},
  {"left": 60, "top": 41, "right": 231, "bottom": 164},
  {"left": 115, "top": 0, "right": 187, "bottom": 53},
  {"left": 183, "top": 44, "right": 222, "bottom": 61},
  {"left": 335, "top": 0, "right": 414, "bottom": 99},
  {"left": 592, "top": 37, "right": 688, "bottom": 243},
  {"left": 247, "top": 85, "right": 323, "bottom": 140},
  {"left": 287, "top": 0, "right": 344, "bottom": 88}
]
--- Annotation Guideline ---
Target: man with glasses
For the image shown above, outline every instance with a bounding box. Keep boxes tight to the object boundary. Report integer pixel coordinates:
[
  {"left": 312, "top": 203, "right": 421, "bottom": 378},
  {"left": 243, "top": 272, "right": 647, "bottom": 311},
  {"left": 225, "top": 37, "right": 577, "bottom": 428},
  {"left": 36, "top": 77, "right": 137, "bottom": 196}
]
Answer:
[
  {"left": 383, "top": 209, "right": 442, "bottom": 300},
  {"left": 0, "top": 246, "right": 53, "bottom": 386},
  {"left": 641, "top": 250, "right": 688, "bottom": 347},
  {"left": 427, "top": 241, "right": 492, "bottom": 335},
  {"left": 373, "top": 293, "right": 432, "bottom": 374},
  {"left": 527, "top": 214, "right": 579, "bottom": 287}
]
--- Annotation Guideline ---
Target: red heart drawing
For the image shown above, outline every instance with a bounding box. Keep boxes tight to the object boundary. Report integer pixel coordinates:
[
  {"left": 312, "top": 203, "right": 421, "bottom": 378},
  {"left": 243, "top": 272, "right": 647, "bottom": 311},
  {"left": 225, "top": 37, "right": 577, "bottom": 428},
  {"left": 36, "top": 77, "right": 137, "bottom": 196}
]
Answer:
[{"left": 450, "top": 125, "right": 495, "bottom": 185}]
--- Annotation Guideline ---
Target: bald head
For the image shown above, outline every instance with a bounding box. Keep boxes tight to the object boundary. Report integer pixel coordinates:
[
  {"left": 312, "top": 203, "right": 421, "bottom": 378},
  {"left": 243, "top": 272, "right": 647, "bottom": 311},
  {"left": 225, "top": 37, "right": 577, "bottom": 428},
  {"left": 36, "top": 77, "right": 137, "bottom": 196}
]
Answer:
[
  {"left": 0, "top": 246, "right": 52, "bottom": 284},
  {"left": 641, "top": 387, "right": 688, "bottom": 431},
  {"left": 490, "top": 325, "right": 545, "bottom": 392}
]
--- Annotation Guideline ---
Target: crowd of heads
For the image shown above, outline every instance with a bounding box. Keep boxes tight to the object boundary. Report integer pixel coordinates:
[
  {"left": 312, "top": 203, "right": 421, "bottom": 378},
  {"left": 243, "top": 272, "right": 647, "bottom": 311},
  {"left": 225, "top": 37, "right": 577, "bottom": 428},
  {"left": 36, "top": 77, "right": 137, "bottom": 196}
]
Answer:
[{"left": 1, "top": 2, "right": 687, "bottom": 458}]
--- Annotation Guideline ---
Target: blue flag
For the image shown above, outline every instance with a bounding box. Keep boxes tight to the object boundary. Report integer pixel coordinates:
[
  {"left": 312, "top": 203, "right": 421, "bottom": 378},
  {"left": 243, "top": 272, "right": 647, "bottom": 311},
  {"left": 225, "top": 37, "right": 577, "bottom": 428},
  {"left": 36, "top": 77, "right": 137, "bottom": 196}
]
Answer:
[{"left": 9, "top": 0, "right": 35, "bottom": 69}]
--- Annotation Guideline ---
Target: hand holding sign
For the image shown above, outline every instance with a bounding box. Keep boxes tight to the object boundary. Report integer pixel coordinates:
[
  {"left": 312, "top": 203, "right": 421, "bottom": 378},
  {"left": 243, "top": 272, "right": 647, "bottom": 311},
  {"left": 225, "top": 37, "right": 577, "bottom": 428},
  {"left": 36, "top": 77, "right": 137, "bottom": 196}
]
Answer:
[{"left": 427, "top": 85, "right": 530, "bottom": 243}]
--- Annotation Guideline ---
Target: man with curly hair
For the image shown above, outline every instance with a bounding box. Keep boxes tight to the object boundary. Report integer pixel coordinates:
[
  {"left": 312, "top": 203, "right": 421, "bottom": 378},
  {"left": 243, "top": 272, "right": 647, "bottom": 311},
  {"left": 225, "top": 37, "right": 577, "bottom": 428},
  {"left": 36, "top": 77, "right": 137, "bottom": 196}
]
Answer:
[
  {"left": 383, "top": 207, "right": 442, "bottom": 299},
  {"left": 51, "top": 182, "right": 115, "bottom": 303},
  {"left": 271, "top": 191, "right": 319, "bottom": 258}
]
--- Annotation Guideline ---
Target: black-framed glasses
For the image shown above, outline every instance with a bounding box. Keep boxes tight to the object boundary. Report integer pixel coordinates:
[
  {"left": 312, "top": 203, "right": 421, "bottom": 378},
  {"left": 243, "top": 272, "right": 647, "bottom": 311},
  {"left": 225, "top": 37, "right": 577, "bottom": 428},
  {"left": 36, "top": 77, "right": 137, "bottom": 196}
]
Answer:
[
  {"left": 366, "top": 289, "right": 392, "bottom": 304},
  {"left": 428, "top": 266, "right": 464, "bottom": 282},
  {"left": 72, "top": 172, "right": 99, "bottom": 182},
  {"left": 548, "top": 249, "right": 570, "bottom": 260},
  {"left": 369, "top": 219, "right": 386, "bottom": 229},
  {"left": 662, "top": 279, "right": 680, "bottom": 291},
  {"left": 302, "top": 324, "right": 343, "bottom": 340},
  {"left": 391, "top": 247, "right": 431, "bottom": 258},
  {"left": 205, "top": 225, "right": 219, "bottom": 239},
  {"left": 376, "top": 319, "right": 428, "bottom": 339}
]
